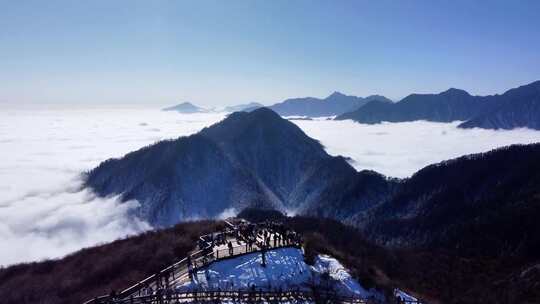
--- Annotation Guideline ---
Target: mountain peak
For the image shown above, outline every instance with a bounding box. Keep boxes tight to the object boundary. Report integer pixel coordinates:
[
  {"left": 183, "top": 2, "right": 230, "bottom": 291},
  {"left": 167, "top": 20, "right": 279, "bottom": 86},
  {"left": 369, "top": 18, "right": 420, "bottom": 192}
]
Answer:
[
  {"left": 201, "top": 107, "right": 303, "bottom": 143},
  {"left": 268, "top": 91, "right": 371, "bottom": 116},
  {"left": 86, "top": 105, "right": 337, "bottom": 225},
  {"left": 326, "top": 91, "right": 347, "bottom": 99},
  {"left": 162, "top": 102, "right": 206, "bottom": 113},
  {"left": 228, "top": 106, "right": 281, "bottom": 121},
  {"left": 200, "top": 108, "right": 319, "bottom": 148},
  {"left": 365, "top": 95, "right": 393, "bottom": 103},
  {"left": 440, "top": 88, "right": 470, "bottom": 97}
]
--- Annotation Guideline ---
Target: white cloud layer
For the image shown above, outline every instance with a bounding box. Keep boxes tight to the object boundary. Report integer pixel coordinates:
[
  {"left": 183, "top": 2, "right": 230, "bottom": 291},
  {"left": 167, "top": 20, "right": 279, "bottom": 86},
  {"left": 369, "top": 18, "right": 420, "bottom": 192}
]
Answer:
[
  {"left": 0, "top": 108, "right": 226, "bottom": 266},
  {"left": 1, "top": 107, "right": 540, "bottom": 266},
  {"left": 292, "top": 119, "right": 540, "bottom": 178}
]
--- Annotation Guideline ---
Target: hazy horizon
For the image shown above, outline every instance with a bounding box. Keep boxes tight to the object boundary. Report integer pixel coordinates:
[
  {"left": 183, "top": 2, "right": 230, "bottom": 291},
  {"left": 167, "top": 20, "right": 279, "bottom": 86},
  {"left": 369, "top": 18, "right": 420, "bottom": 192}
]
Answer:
[
  {"left": 3, "top": 79, "right": 540, "bottom": 110},
  {"left": 2, "top": 0, "right": 540, "bottom": 107}
]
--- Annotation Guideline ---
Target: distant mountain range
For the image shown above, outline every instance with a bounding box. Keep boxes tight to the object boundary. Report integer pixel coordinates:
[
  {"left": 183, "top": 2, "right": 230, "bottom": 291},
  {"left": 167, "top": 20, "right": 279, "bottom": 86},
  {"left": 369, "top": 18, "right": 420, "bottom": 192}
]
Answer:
[
  {"left": 336, "top": 88, "right": 486, "bottom": 123},
  {"left": 85, "top": 108, "right": 540, "bottom": 260},
  {"left": 162, "top": 102, "right": 209, "bottom": 113},
  {"left": 163, "top": 101, "right": 262, "bottom": 114},
  {"left": 163, "top": 93, "right": 392, "bottom": 117},
  {"left": 267, "top": 92, "right": 391, "bottom": 117},
  {"left": 163, "top": 81, "right": 540, "bottom": 130},
  {"left": 458, "top": 81, "right": 540, "bottom": 130},
  {"left": 336, "top": 80, "right": 540, "bottom": 130}
]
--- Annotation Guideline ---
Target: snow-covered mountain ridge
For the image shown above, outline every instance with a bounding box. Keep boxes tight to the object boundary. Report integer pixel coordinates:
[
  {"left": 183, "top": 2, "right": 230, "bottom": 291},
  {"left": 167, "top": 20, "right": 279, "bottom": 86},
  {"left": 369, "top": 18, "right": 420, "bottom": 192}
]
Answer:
[{"left": 84, "top": 108, "right": 393, "bottom": 226}]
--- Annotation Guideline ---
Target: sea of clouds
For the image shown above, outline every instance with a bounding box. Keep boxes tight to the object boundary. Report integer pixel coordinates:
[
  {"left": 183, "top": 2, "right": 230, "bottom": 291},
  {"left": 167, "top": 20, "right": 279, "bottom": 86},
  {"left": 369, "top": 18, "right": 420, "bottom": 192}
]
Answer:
[
  {"left": 0, "top": 108, "right": 226, "bottom": 266},
  {"left": 292, "top": 118, "right": 540, "bottom": 178},
  {"left": 1, "top": 107, "right": 540, "bottom": 266}
]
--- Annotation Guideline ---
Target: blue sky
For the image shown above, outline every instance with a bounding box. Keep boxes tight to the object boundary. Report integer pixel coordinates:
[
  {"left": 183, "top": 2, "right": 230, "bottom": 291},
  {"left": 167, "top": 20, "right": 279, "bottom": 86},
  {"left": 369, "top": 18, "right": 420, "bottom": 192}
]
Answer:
[{"left": 1, "top": 0, "right": 539, "bottom": 107}]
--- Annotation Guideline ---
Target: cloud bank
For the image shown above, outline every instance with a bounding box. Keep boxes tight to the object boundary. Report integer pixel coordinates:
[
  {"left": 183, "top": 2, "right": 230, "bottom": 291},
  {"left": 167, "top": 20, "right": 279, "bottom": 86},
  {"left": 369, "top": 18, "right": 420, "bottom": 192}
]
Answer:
[
  {"left": 0, "top": 182, "right": 150, "bottom": 266},
  {"left": 293, "top": 119, "right": 540, "bottom": 178},
  {"left": 2, "top": 107, "right": 540, "bottom": 266},
  {"left": 0, "top": 108, "right": 225, "bottom": 266}
]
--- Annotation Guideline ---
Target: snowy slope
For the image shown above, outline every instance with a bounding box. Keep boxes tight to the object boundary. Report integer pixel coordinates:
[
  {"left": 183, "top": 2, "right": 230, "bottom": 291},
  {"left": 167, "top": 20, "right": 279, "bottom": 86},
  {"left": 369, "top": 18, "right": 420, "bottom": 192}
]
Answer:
[
  {"left": 312, "top": 254, "right": 367, "bottom": 296},
  {"left": 394, "top": 289, "right": 419, "bottom": 302},
  {"left": 177, "top": 248, "right": 374, "bottom": 299}
]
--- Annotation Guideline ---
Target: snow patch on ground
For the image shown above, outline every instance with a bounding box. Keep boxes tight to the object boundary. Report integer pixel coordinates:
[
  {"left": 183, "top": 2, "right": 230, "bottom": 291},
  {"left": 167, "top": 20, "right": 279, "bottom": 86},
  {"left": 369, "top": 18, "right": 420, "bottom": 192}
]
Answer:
[
  {"left": 394, "top": 289, "right": 418, "bottom": 302},
  {"left": 182, "top": 248, "right": 310, "bottom": 291},
  {"left": 312, "top": 254, "right": 368, "bottom": 296},
  {"left": 178, "top": 248, "right": 374, "bottom": 299}
]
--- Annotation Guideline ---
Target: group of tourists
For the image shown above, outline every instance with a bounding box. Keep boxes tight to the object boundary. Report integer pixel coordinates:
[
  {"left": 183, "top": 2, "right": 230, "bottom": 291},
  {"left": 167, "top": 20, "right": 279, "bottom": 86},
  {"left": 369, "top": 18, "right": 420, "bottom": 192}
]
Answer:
[
  {"left": 236, "top": 220, "right": 302, "bottom": 251},
  {"left": 198, "top": 227, "right": 234, "bottom": 250}
]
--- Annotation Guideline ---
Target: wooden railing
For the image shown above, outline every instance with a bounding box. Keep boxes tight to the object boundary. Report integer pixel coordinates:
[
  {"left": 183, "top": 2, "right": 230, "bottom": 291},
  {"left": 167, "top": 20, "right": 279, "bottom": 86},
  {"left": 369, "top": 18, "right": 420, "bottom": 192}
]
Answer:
[{"left": 88, "top": 289, "right": 371, "bottom": 304}]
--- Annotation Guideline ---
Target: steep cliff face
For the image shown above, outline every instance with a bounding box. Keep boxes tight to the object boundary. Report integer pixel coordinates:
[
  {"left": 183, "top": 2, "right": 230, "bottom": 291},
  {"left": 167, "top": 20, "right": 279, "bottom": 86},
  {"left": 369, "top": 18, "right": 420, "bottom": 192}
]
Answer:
[{"left": 85, "top": 108, "right": 394, "bottom": 227}]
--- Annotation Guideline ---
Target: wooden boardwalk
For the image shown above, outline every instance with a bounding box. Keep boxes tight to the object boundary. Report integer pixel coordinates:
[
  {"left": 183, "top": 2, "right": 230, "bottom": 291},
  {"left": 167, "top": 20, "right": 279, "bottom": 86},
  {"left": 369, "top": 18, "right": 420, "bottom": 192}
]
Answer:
[
  {"left": 85, "top": 220, "right": 305, "bottom": 304},
  {"left": 84, "top": 219, "right": 424, "bottom": 304}
]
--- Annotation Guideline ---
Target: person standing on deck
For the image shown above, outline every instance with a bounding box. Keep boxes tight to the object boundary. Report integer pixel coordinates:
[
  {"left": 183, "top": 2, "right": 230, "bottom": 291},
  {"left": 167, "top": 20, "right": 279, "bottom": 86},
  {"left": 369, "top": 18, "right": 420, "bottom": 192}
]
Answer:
[
  {"left": 261, "top": 245, "right": 267, "bottom": 267},
  {"left": 187, "top": 255, "right": 193, "bottom": 280}
]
